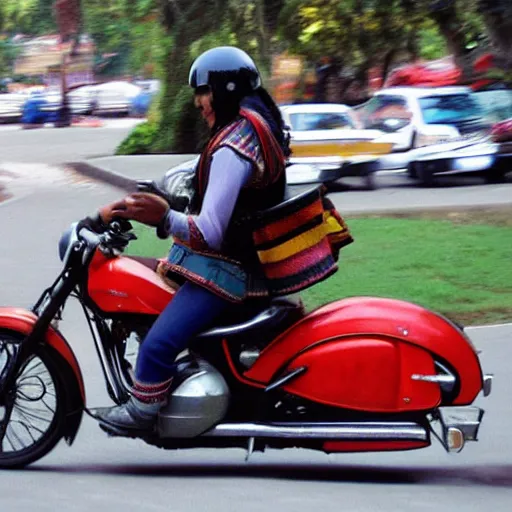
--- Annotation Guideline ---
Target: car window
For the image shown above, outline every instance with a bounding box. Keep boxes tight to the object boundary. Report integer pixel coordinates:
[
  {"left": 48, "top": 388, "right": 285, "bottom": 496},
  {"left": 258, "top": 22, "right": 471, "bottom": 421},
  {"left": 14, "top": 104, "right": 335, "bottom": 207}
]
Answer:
[
  {"left": 473, "top": 89, "right": 512, "bottom": 124},
  {"left": 419, "top": 94, "right": 484, "bottom": 124},
  {"left": 288, "top": 112, "right": 355, "bottom": 131},
  {"left": 356, "top": 95, "right": 412, "bottom": 130}
]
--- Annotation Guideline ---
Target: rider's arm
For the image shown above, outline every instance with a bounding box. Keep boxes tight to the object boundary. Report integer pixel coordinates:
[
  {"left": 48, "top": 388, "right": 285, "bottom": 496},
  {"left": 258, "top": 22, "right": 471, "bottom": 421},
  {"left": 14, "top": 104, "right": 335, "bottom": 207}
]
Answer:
[{"left": 158, "top": 147, "right": 253, "bottom": 251}]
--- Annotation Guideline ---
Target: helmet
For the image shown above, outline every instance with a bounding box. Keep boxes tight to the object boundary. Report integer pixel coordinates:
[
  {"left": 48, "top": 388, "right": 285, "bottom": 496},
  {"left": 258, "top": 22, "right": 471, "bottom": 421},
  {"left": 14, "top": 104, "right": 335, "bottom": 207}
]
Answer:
[{"left": 189, "top": 46, "right": 261, "bottom": 94}]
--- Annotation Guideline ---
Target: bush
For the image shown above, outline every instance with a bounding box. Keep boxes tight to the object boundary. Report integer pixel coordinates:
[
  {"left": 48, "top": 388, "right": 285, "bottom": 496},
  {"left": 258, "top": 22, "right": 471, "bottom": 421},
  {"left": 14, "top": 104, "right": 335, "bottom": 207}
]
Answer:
[
  {"left": 153, "top": 85, "right": 208, "bottom": 154},
  {"left": 117, "top": 84, "right": 208, "bottom": 155},
  {"left": 116, "top": 120, "right": 159, "bottom": 155}
]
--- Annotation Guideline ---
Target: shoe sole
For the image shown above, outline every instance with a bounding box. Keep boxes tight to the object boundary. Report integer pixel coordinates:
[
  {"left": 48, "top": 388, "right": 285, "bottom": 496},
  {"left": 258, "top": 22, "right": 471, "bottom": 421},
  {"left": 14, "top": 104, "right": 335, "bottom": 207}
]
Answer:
[{"left": 99, "top": 421, "right": 152, "bottom": 439}]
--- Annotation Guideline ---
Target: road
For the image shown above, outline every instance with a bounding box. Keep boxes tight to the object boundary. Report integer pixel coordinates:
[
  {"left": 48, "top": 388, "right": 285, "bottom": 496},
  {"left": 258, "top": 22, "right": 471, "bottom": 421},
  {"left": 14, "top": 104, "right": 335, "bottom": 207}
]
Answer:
[
  {"left": 0, "top": 127, "right": 511, "bottom": 511},
  {"left": 0, "top": 120, "right": 141, "bottom": 164}
]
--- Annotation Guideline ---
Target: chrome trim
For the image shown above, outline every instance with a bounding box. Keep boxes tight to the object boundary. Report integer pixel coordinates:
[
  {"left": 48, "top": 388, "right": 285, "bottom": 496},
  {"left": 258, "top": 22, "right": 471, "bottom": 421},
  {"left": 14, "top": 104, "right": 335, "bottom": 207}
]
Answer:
[
  {"left": 203, "top": 422, "right": 428, "bottom": 441},
  {"left": 483, "top": 374, "right": 493, "bottom": 397},
  {"left": 239, "top": 350, "right": 260, "bottom": 369},
  {"left": 429, "top": 406, "right": 485, "bottom": 453},
  {"left": 265, "top": 366, "right": 307, "bottom": 393},
  {"left": 411, "top": 374, "right": 457, "bottom": 384},
  {"left": 198, "top": 306, "right": 279, "bottom": 338}
]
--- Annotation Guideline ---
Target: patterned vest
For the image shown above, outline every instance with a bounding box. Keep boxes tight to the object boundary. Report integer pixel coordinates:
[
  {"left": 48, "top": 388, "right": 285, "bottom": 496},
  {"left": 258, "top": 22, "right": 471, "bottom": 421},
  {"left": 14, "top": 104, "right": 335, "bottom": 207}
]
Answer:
[{"left": 163, "top": 108, "right": 287, "bottom": 302}]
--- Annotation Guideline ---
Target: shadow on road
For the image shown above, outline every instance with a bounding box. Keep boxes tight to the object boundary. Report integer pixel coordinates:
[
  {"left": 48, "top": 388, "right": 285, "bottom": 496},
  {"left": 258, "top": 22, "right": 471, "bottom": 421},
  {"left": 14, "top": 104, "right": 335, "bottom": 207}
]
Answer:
[{"left": 26, "top": 461, "right": 512, "bottom": 487}]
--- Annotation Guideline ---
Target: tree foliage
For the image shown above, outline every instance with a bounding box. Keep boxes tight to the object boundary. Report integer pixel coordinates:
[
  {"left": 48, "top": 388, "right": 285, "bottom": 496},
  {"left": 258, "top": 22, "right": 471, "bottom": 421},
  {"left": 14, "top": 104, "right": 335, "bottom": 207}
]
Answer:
[{"left": 2, "top": 0, "right": 511, "bottom": 151}]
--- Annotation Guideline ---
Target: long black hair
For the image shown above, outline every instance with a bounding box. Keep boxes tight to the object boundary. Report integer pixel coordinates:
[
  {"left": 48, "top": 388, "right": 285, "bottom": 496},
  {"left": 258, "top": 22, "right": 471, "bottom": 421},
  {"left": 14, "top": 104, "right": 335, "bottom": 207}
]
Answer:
[{"left": 210, "top": 77, "right": 290, "bottom": 158}]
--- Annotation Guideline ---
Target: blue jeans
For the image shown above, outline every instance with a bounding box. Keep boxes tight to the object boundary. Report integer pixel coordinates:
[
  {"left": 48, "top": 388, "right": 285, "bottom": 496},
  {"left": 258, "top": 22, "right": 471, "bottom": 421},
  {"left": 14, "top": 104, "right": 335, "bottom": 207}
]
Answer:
[{"left": 135, "top": 282, "right": 231, "bottom": 384}]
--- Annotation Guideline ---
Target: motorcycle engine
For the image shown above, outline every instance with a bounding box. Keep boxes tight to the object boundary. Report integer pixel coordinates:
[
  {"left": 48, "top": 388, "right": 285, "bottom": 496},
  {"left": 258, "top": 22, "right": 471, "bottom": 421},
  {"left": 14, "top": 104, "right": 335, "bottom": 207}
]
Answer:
[
  {"left": 157, "top": 356, "right": 230, "bottom": 438},
  {"left": 111, "top": 320, "right": 230, "bottom": 438}
]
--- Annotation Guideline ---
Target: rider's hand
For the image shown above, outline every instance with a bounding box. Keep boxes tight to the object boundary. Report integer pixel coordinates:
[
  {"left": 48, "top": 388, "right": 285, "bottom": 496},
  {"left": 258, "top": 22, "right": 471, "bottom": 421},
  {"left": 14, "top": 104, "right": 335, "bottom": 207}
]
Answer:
[
  {"left": 78, "top": 199, "right": 129, "bottom": 234},
  {"left": 98, "top": 199, "right": 129, "bottom": 224},
  {"left": 115, "top": 192, "right": 170, "bottom": 227}
]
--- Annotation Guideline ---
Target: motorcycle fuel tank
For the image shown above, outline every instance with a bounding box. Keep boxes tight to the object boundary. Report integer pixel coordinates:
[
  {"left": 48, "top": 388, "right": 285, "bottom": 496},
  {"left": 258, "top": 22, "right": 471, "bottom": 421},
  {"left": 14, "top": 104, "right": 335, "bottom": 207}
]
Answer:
[{"left": 88, "top": 252, "right": 175, "bottom": 315}]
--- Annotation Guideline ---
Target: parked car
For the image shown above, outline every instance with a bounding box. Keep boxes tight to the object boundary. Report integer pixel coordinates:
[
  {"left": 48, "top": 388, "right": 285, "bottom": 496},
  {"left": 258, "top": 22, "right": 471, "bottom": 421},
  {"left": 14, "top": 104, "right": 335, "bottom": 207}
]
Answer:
[
  {"left": 280, "top": 103, "right": 384, "bottom": 140},
  {"left": 90, "top": 81, "right": 142, "bottom": 115},
  {"left": 0, "top": 92, "right": 26, "bottom": 123},
  {"left": 355, "top": 87, "right": 491, "bottom": 163},
  {"left": 279, "top": 103, "right": 393, "bottom": 189},
  {"left": 38, "top": 86, "right": 97, "bottom": 116},
  {"left": 474, "top": 87, "right": 512, "bottom": 125}
]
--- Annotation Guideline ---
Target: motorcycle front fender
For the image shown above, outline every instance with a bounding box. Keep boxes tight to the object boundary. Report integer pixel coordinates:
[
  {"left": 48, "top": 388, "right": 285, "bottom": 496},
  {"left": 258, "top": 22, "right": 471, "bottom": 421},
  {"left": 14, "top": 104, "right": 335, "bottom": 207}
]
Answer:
[{"left": 0, "top": 307, "right": 85, "bottom": 445}]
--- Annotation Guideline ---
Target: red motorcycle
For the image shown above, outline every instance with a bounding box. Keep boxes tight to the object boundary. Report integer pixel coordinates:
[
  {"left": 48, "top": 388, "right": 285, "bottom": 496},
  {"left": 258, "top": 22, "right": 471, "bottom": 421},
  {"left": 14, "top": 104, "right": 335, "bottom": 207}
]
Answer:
[{"left": 0, "top": 195, "right": 493, "bottom": 469}]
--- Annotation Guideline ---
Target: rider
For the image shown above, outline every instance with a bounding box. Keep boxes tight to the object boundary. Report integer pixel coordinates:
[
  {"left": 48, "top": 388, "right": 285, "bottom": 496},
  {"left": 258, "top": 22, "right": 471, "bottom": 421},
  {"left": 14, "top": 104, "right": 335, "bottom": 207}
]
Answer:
[{"left": 93, "top": 46, "right": 290, "bottom": 435}]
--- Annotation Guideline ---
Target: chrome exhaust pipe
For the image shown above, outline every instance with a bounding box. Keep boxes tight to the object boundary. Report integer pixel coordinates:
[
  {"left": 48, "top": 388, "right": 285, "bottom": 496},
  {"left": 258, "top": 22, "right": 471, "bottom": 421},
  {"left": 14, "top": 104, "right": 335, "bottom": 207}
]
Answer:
[{"left": 203, "top": 422, "right": 428, "bottom": 442}]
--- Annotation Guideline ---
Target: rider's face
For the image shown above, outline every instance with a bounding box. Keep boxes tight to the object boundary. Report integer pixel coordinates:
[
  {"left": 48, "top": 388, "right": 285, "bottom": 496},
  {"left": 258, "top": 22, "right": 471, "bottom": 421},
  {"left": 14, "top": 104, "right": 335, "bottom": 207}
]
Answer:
[{"left": 194, "top": 88, "right": 215, "bottom": 128}]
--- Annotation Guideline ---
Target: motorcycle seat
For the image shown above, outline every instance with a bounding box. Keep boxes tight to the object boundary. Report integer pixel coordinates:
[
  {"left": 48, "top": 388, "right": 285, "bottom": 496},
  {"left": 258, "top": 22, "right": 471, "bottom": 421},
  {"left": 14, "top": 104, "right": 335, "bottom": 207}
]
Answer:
[{"left": 196, "top": 297, "right": 304, "bottom": 341}]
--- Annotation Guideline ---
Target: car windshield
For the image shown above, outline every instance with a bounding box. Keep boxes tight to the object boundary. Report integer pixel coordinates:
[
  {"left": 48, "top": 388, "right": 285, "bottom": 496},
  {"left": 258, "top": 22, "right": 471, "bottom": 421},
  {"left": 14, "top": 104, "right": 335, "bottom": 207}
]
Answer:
[
  {"left": 288, "top": 112, "right": 355, "bottom": 131},
  {"left": 419, "top": 94, "right": 484, "bottom": 124},
  {"left": 474, "top": 88, "right": 512, "bottom": 124}
]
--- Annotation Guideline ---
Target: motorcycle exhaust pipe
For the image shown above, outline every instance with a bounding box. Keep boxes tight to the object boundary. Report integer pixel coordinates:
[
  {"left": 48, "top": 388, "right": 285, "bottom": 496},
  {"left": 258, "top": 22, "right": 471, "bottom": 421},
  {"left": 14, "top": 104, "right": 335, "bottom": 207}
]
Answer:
[{"left": 203, "top": 422, "right": 428, "bottom": 442}]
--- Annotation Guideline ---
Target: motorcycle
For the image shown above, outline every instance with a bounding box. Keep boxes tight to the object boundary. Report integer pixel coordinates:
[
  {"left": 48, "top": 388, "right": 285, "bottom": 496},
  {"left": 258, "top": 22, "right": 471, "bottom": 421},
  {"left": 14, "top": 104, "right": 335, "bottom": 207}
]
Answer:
[{"left": 0, "top": 183, "right": 493, "bottom": 469}]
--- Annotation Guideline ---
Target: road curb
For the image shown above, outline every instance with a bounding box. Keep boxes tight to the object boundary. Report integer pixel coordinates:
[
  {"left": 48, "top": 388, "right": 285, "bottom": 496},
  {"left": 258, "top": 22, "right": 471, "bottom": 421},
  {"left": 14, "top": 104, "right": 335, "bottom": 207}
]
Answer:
[
  {"left": 65, "top": 161, "right": 138, "bottom": 192},
  {"left": 65, "top": 159, "right": 512, "bottom": 217}
]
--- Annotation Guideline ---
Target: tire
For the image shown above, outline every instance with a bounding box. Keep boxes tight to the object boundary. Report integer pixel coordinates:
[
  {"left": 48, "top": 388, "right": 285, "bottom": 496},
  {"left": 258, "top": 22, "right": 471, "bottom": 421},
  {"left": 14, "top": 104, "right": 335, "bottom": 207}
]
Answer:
[
  {"left": 407, "top": 162, "right": 418, "bottom": 179},
  {"left": 416, "top": 163, "right": 436, "bottom": 187},
  {"left": 364, "top": 172, "right": 378, "bottom": 190},
  {"left": 484, "top": 162, "right": 507, "bottom": 184},
  {"left": 0, "top": 332, "right": 68, "bottom": 469}
]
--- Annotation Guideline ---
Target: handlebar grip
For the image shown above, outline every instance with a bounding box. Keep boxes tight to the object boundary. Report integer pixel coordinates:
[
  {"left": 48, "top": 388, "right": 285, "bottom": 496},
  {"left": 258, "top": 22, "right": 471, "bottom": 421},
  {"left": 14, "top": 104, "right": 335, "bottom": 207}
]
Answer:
[{"left": 78, "top": 227, "right": 102, "bottom": 248}]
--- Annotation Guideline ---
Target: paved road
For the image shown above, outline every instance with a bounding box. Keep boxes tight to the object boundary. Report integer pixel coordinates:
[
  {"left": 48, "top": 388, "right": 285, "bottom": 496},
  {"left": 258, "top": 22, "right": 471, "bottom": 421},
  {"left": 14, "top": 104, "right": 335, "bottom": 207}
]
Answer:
[
  {"left": 0, "top": 120, "right": 141, "bottom": 164},
  {"left": 0, "top": 175, "right": 511, "bottom": 511}
]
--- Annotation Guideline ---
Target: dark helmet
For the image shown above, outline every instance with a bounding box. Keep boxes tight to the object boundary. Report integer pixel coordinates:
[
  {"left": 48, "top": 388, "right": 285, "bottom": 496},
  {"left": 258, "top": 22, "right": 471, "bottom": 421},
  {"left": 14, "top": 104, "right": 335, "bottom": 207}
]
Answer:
[{"left": 189, "top": 46, "right": 261, "bottom": 94}]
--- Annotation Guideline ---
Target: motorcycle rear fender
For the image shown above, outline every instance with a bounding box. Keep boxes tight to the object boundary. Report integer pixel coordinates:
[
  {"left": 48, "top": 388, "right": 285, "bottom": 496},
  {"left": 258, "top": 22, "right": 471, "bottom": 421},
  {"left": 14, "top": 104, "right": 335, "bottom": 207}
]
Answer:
[
  {"left": 245, "top": 297, "right": 484, "bottom": 406},
  {"left": 0, "top": 307, "right": 85, "bottom": 446}
]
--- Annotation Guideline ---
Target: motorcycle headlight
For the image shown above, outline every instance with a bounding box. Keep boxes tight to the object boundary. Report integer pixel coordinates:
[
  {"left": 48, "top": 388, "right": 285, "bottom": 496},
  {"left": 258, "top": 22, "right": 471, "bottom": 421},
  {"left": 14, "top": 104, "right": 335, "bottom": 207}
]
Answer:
[{"left": 58, "top": 222, "right": 79, "bottom": 262}]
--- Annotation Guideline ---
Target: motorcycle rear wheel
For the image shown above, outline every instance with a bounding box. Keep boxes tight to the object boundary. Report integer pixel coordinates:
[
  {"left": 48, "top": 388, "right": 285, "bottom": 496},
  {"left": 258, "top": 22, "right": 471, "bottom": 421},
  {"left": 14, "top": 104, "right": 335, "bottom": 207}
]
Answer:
[{"left": 0, "top": 332, "right": 67, "bottom": 469}]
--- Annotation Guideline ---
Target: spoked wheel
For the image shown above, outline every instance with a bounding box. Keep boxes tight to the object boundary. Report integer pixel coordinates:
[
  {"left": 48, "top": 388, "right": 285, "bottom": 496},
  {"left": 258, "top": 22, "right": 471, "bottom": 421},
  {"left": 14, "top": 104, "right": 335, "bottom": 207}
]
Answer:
[{"left": 0, "top": 332, "right": 67, "bottom": 469}]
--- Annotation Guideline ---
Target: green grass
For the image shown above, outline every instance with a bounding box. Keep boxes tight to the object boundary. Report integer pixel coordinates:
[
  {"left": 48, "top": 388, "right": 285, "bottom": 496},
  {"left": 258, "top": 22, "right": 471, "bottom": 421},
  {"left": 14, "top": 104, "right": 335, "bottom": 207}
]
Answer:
[{"left": 127, "top": 210, "right": 512, "bottom": 326}]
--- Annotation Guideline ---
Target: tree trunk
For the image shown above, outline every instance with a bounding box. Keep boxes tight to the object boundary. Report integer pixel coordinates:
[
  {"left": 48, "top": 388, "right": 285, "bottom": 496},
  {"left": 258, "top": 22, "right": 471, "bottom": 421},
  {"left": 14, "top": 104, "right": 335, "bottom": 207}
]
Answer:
[
  {"left": 381, "top": 49, "right": 397, "bottom": 86},
  {"left": 429, "top": 0, "right": 474, "bottom": 83},
  {"left": 479, "top": 1, "right": 512, "bottom": 75},
  {"left": 255, "top": 0, "right": 270, "bottom": 74},
  {"left": 156, "top": 0, "right": 224, "bottom": 153}
]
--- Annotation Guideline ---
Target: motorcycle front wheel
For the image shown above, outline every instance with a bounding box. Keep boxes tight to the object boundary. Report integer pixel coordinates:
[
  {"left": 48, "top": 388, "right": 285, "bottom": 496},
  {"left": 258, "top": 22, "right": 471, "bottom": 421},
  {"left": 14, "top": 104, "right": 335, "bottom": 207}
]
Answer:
[{"left": 0, "top": 331, "right": 68, "bottom": 469}]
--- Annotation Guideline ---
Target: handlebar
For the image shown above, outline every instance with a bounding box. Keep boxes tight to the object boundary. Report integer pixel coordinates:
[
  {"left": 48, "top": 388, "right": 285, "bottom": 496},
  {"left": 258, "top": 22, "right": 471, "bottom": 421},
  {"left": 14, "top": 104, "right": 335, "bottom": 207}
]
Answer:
[
  {"left": 77, "top": 218, "right": 136, "bottom": 258},
  {"left": 78, "top": 227, "right": 102, "bottom": 248}
]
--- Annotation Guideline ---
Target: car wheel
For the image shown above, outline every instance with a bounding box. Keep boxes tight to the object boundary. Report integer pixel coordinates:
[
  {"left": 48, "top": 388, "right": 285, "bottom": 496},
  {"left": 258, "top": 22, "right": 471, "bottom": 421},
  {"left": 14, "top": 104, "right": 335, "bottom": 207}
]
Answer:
[
  {"left": 416, "top": 163, "right": 436, "bottom": 187},
  {"left": 364, "top": 172, "right": 378, "bottom": 190},
  {"left": 484, "top": 161, "right": 507, "bottom": 184}
]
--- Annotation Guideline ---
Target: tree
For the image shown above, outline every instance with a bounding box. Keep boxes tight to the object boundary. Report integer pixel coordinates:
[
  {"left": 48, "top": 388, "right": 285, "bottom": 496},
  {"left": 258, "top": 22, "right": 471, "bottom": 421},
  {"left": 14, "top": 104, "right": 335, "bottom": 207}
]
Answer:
[
  {"left": 478, "top": 0, "right": 512, "bottom": 77},
  {"left": 278, "top": 0, "right": 435, "bottom": 101},
  {"left": 0, "top": 0, "right": 55, "bottom": 35},
  {"left": 155, "top": 0, "right": 230, "bottom": 152}
]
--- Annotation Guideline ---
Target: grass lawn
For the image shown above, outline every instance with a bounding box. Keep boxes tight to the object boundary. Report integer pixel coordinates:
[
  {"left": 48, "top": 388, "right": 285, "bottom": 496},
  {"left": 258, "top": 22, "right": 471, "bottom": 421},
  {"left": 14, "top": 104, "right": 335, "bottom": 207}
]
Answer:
[{"left": 126, "top": 206, "right": 512, "bottom": 326}]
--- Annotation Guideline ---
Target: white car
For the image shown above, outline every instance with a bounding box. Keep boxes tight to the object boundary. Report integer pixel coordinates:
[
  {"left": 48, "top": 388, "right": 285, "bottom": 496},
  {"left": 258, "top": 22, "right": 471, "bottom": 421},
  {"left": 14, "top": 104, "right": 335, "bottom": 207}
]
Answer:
[
  {"left": 40, "top": 86, "right": 96, "bottom": 115},
  {"left": 0, "top": 92, "right": 26, "bottom": 123},
  {"left": 354, "top": 87, "right": 490, "bottom": 164},
  {"left": 279, "top": 103, "right": 390, "bottom": 188},
  {"left": 90, "top": 81, "right": 142, "bottom": 115},
  {"left": 280, "top": 103, "right": 383, "bottom": 142}
]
